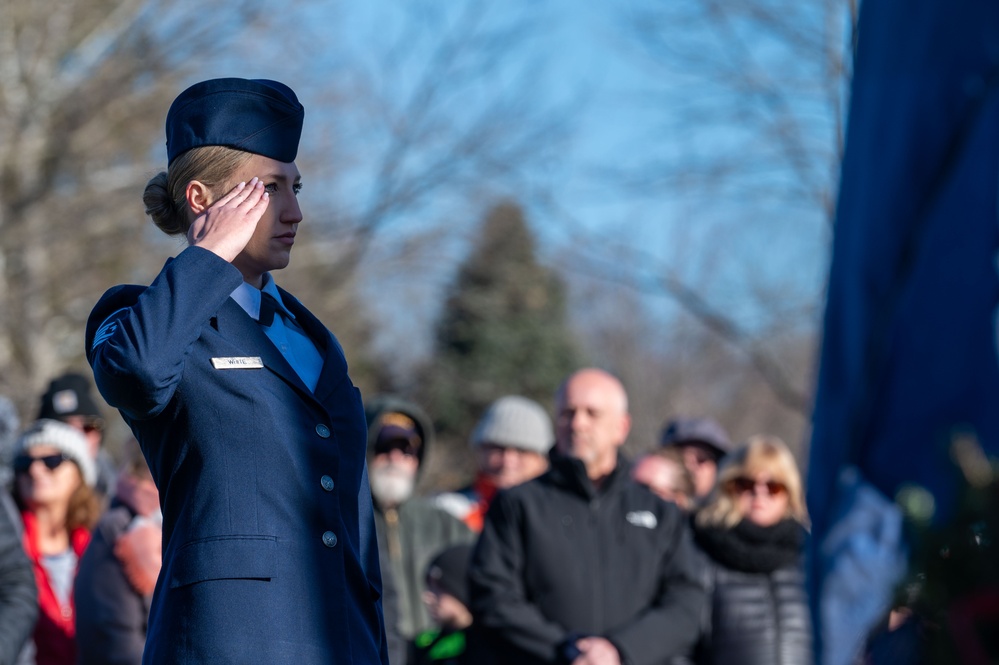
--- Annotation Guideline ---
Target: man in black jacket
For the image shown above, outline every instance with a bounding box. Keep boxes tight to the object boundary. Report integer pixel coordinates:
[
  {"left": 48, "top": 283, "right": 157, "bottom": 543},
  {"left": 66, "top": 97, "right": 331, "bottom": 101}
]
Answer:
[{"left": 469, "top": 368, "right": 706, "bottom": 665}]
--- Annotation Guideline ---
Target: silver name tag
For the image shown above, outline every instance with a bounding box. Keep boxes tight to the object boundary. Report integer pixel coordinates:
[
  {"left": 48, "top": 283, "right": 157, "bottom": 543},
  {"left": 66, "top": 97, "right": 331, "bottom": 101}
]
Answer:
[{"left": 211, "top": 356, "right": 264, "bottom": 370}]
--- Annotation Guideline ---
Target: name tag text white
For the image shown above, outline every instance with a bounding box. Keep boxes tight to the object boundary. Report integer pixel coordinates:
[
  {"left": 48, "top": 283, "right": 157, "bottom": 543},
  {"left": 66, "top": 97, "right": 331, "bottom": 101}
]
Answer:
[{"left": 211, "top": 356, "right": 264, "bottom": 370}]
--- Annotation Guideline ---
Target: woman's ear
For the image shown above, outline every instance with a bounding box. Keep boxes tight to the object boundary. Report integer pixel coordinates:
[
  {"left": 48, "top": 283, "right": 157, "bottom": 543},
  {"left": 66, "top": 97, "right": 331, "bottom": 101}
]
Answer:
[{"left": 185, "top": 180, "right": 213, "bottom": 215}]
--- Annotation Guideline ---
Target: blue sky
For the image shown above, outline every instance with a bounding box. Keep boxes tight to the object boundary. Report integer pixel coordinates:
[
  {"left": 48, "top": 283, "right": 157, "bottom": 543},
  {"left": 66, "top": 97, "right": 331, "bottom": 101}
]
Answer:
[{"left": 195, "top": 0, "right": 836, "bottom": 364}]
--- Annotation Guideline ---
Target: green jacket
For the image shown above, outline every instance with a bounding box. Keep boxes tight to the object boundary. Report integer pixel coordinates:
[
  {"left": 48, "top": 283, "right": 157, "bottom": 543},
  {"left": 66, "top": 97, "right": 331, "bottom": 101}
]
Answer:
[{"left": 365, "top": 395, "right": 476, "bottom": 639}]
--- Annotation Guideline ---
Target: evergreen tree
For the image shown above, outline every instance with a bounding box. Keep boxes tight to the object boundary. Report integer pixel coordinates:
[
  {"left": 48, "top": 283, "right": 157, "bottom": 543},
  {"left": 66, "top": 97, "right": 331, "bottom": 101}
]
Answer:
[{"left": 425, "top": 200, "right": 580, "bottom": 460}]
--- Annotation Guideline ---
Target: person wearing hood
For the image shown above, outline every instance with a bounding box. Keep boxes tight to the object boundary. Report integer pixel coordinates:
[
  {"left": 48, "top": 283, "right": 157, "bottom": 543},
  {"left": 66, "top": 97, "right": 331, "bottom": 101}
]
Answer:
[{"left": 365, "top": 396, "right": 475, "bottom": 651}]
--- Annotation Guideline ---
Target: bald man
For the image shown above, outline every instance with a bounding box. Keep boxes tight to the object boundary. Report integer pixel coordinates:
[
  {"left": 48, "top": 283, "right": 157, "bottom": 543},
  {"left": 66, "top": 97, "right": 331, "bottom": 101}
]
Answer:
[{"left": 469, "top": 369, "right": 706, "bottom": 665}]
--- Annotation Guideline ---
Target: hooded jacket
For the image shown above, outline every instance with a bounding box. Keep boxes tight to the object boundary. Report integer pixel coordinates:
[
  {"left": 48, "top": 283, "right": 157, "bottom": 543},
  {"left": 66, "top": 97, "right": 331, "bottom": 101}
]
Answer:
[
  {"left": 469, "top": 452, "right": 706, "bottom": 665},
  {"left": 365, "top": 397, "right": 475, "bottom": 642}
]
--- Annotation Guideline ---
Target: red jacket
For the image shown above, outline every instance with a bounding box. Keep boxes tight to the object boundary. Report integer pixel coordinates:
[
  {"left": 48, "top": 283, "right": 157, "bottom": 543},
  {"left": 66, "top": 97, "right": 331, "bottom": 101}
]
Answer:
[{"left": 21, "top": 510, "right": 91, "bottom": 665}]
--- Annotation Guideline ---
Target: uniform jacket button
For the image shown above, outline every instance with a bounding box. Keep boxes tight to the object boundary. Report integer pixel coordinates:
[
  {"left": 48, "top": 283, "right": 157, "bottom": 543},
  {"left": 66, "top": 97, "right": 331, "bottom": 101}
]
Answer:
[
  {"left": 321, "top": 475, "right": 335, "bottom": 491},
  {"left": 322, "top": 531, "right": 338, "bottom": 548},
  {"left": 316, "top": 424, "right": 331, "bottom": 438}
]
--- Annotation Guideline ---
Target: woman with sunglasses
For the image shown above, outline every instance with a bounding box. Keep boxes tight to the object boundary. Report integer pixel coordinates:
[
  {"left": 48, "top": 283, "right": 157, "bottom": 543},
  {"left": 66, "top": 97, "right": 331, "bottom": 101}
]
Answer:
[
  {"left": 11, "top": 419, "right": 101, "bottom": 665},
  {"left": 689, "top": 435, "right": 812, "bottom": 665}
]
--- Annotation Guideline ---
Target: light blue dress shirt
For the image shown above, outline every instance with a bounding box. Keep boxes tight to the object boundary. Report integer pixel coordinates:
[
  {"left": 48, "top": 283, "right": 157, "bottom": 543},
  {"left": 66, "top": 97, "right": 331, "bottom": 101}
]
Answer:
[{"left": 230, "top": 275, "right": 323, "bottom": 392}]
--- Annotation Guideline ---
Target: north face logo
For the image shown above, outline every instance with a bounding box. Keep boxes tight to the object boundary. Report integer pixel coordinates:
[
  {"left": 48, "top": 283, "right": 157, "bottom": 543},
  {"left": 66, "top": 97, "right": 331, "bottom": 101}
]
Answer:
[{"left": 625, "top": 511, "right": 657, "bottom": 529}]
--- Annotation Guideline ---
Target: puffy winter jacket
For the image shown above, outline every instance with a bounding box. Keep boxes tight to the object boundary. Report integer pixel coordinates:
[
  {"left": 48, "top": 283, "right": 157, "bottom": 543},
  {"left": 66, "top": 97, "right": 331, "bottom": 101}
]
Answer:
[
  {"left": 692, "top": 519, "right": 812, "bottom": 665},
  {"left": 700, "top": 564, "right": 812, "bottom": 665}
]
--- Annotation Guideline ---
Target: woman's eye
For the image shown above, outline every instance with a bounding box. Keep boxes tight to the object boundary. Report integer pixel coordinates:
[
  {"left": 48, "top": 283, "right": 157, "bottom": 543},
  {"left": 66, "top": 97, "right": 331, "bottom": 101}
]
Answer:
[
  {"left": 264, "top": 183, "right": 278, "bottom": 194},
  {"left": 293, "top": 183, "right": 303, "bottom": 195}
]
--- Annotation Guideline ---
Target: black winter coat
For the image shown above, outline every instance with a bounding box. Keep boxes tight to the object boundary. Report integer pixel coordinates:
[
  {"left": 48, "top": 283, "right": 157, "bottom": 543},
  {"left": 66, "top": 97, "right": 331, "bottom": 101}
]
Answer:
[
  {"left": 74, "top": 502, "right": 151, "bottom": 665},
  {"left": 470, "top": 453, "right": 706, "bottom": 665},
  {"left": 0, "top": 492, "right": 37, "bottom": 665},
  {"left": 692, "top": 519, "right": 813, "bottom": 665}
]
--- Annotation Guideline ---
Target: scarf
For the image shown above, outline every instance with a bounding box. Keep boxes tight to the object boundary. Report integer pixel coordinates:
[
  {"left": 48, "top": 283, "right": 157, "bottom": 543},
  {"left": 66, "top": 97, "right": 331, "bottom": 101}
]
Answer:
[{"left": 694, "top": 518, "right": 805, "bottom": 574}]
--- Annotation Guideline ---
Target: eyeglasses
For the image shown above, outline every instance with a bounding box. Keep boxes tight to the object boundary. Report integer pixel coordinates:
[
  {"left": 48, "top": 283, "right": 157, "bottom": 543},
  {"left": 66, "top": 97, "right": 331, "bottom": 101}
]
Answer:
[
  {"left": 13, "top": 453, "right": 69, "bottom": 474},
  {"left": 727, "top": 476, "right": 787, "bottom": 497}
]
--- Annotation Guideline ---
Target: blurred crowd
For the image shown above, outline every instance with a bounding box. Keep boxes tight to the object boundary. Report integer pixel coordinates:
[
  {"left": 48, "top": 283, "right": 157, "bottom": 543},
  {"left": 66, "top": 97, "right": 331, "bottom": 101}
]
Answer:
[
  {"left": 0, "top": 367, "right": 819, "bottom": 665},
  {"left": 0, "top": 373, "right": 160, "bottom": 665},
  {"left": 367, "top": 369, "right": 812, "bottom": 665}
]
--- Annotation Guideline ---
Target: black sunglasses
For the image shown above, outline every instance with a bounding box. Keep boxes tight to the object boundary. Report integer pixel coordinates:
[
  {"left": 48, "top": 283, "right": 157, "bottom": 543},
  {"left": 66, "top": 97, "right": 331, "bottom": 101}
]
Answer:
[
  {"left": 373, "top": 439, "right": 418, "bottom": 457},
  {"left": 13, "top": 453, "right": 69, "bottom": 474}
]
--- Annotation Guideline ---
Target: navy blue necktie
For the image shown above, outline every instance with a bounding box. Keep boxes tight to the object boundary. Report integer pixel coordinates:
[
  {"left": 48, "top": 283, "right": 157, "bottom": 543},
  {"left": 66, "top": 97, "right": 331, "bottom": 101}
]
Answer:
[{"left": 258, "top": 293, "right": 280, "bottom": 327}]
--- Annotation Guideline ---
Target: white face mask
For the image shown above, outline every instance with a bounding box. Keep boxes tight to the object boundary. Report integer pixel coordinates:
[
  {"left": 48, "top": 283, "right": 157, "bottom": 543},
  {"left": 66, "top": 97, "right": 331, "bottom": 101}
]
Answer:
[{"left": 369, "top": 463, "right": 416, "bottom": 508}]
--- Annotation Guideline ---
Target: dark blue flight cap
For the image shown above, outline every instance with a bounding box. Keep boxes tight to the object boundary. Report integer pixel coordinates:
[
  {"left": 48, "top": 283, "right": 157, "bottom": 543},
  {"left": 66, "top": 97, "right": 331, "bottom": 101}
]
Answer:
[{"left": 165, "top": 78, "right": 305, "bottom": 164}]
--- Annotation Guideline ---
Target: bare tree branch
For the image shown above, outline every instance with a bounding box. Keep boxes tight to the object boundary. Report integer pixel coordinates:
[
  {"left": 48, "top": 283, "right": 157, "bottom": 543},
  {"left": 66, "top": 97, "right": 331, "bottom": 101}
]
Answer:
[
  {"left": 568, "top": 238, "right": 812, "bottom": 414},
  {"left": 303, "top": 2, "right": 571, "bottom": 282},
  {"left": 618, "top": 0, "right": 849, "bottom": 225},
  {"left": 0, "top": 0, "right": 272, "bottom": 400}
]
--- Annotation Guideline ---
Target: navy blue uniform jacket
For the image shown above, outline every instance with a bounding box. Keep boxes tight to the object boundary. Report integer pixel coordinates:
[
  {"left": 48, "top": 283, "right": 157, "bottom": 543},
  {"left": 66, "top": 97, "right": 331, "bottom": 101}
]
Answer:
[{"left": 86, "top": 246, "right": 387, "bottom": 664}]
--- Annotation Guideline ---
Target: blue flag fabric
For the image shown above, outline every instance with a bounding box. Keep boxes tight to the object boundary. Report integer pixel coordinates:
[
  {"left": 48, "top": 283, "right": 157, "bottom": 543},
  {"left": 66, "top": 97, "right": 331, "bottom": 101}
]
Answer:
[{"left": 808, "top": 0, "right": 999, "bottom": 660}]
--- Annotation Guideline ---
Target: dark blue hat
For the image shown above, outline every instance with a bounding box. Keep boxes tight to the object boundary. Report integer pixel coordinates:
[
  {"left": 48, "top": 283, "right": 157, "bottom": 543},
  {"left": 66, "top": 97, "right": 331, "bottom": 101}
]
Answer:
[
  {"left": 166, "top": 78, "right": 304, "bottom": 164},
  {"left": 660, "top": 416, "right": 733, "bottom": 457}
]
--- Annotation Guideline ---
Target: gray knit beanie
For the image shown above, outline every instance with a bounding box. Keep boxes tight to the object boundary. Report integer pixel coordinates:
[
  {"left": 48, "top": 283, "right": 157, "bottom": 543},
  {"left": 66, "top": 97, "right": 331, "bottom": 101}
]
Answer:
[
  {"left": 14, "top": 419, "right": 97, "bottom": 487},
  {"left": 471, "top": 395, "right": 554, "bottom": 455}
]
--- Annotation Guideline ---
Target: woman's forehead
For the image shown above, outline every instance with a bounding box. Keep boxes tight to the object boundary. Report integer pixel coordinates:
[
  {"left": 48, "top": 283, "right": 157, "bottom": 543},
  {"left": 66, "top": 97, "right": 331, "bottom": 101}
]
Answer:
[
  {"left": 739, "top": 457, "right": 785, "bottom": 479},
  {"left": 238, "top": 154, "right": 301, "bottom": 180},
  {"left": 24, "top": 443, "right": 60, "bottom": 455}
]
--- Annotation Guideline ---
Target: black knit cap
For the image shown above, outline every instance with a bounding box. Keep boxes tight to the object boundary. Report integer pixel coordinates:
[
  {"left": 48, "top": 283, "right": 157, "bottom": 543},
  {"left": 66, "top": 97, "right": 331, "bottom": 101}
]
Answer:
[
  {"left": 37, "top": 372, "right": 103, "bottom": 421},
  {"left": 166, "top": 78, "right": 305, "bottom": 164},
  {"left": 425, "top": 544, "right": 474, "bottom": 609}
]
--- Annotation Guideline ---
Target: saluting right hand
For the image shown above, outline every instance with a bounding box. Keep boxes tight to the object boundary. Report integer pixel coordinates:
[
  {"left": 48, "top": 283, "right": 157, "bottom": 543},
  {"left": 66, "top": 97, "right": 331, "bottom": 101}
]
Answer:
[{"left": 187, "top": 177, "right": 270, "bottom": 262}]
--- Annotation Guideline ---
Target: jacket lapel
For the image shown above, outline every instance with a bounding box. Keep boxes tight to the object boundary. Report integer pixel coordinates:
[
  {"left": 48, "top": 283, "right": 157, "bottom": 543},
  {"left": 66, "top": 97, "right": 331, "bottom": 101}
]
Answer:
[
  {"left": 278, "top": 288, "right": 348, "bottom": 406},
  {"left": 214, "top": 297, "right": 313, "bottom": 398}
]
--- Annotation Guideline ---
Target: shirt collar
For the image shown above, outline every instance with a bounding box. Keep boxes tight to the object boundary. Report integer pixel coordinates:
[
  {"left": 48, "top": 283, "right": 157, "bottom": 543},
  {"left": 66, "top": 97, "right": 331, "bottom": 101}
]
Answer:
[{"left": 229, "top": 273, "right": 296, "bottom": 322}]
